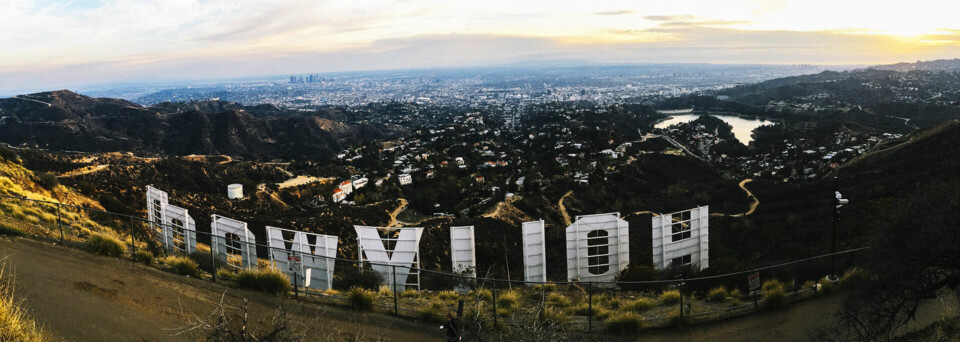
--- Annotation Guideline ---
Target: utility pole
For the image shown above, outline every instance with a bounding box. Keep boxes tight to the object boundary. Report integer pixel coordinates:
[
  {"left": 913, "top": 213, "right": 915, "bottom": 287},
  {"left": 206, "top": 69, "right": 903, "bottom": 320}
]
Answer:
[{"left": 828, "top": 176, "right": 848, "bottom": 282}]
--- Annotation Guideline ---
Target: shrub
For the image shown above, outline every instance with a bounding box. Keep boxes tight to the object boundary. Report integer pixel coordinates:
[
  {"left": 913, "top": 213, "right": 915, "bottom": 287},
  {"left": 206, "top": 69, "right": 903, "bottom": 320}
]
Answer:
[
  {"left": 470, "top": 288, "right": 492, "bottom": 302},
  {"left": 818, "top": 277, "right": 837, "bottom": 294},
  {"left": 0, "top": 266, "right": 46, "bottom": 342},
  {"left": 84, "top": 233, "right": 126, "bottom": 257},
  {"left": 0, "top": 144, "right": 21, "bottom": 165},
  {"left": 132, "top": 250, "right": 154, "bottom": 265},
  {"left": 567, "top": 303, "right": 611, "bottom": 319},
  {"left": 346, "top": 287, "right": 378, "bottom": 311},
  {"left": 415, "top": 299, "right": 448, "bottom": 323},
  {"left": 161, "top": 255, "right": 202, "bottom": 278},
  {"left": 762, "top": 286, "right": 787, "bottom": 310},
  {"left": 546, "top": 292, "right": 571, "bottom": 307},
  {"left": 707, "top": 286, "right": 730, "bottom": 302},
  {"left": 606, "top": 312, "right": 643, "bottom": 334},
  {"left": 333, "top": 268, "right": 383, "bottom": 291},
  {"left": 377, "top": 285, "right": 393, "bottom": 297},
  {"left": 235, "top": 267, "right": 291, "bottom": 295},
  {"left": 538, "top": 306, "right": 570, "bottom": 325},
  {"left": 216, "top": 268, "right": 237, "bottom": 279},
  {"left": 36, "top": 172, "right": 59, "bottom": 190},
  {"left": 400, "top": 289, "right": 420, "bottom": 299},
  {"left": 531, "top": 283, "right": 557, "bottom": 293},
  {"left": 188, "top": 251, "right": 226, "bottom": 274},
  {"left": 659, "top": 290, "right": 681, "bottom": 305},
  {"left": 436, "top": 290, "right": 459, "bottom": 301},
  {"left": 0, "top": 221, "right": 24, "bottom": 237},
  {"left": 621, "top": 297, "right": 656, "bottom": 312},
  {"left": 839, "top": 268, "right": 869, "bottom": 290},
  {"left": 495, "top": 289, "right": 521, "bottom": 313},
  {"left": 762, "top": 279, "right": 784, "bottom": 293}
]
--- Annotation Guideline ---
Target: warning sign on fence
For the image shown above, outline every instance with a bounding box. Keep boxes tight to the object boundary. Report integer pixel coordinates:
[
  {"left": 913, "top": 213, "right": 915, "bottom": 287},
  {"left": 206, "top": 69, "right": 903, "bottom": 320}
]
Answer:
[{"left": 749, "top": 272, "right": 760, "bottom": 291}]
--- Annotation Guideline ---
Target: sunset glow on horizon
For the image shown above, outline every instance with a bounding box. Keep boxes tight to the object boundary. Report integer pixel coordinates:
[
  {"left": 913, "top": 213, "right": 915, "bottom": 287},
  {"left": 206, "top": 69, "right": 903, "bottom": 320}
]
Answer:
[{"left": 2, "top": 0, "right": 960, "bottom": 92}]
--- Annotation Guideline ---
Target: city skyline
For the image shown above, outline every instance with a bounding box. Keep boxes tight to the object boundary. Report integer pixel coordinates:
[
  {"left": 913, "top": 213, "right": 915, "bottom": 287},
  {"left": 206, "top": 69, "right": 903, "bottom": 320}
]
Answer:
[{"left": 3, "top": 0, "right": 960, "bottom": 93}]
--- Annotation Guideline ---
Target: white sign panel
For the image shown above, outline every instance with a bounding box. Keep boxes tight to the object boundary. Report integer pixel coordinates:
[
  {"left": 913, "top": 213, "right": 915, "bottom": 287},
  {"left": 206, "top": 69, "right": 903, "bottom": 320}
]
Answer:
[
  {"left": 521, "top": 220, "right": 547, "bottom": 284},
  {"left": 450, "top": 226, "right": 476, "bottom": 276},
  {"left": 355, "top": 226, "right": 424, "bottom": 290},
  {"left": 267, "top": 226, "right": 339, "bottom": 290},
  {"left": 211, "top": 215, "right": 257, "bottom": 269},
  {"left": 565, "top": 213, "right": 629, "bottom": 282},
  {"left": 651, "top": 205, "right": 709, "bottom": 270},
  {"left": 146, "top": 185, "right": 168, "bottom": 235},
  {"left": 162, "top": 204, "right": 197, "bottom": 254}
]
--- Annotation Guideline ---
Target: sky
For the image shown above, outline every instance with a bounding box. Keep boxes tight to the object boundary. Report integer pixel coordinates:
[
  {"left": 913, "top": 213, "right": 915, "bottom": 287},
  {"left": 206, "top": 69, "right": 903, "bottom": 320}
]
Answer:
[{"left": 3, "top": 0, "right": 960, "bottom": 93}]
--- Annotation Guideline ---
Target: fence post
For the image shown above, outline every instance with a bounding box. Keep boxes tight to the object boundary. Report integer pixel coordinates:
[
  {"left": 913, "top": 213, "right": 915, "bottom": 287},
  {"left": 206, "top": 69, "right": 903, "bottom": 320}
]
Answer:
[
  {"left": 679, "top": 277, "right": 685, "bottom": 321},
  {"left": 210, "top": 235, "right": 217, "bottom": 283},
  {"left": 588, "top": 281, "right": 593, "bottom": 332},
  {"left": 492, "top": 283, "right": 498, "bottom": 329},
  {"left": 56, "top": 203, "right": 64, "bottom": 244},
  {"left": 128, "top": 217, "right": 136, "bottom": 254},
  {"left": 392, "top": 265, "right": 399, "bottom": 316},
  {"left": 293, "top": 265, "right": 299, "bottom": 299}
]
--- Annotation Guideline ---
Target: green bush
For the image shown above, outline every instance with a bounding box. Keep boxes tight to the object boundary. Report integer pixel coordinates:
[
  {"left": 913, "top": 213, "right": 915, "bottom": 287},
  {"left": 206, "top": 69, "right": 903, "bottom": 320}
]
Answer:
[
  {"left": 659, "top": 289, "right": 681, "bottom": 305},
  {"left": 188, "top": 251, "right": 226, "bottom": 274},
  {"left": 346, "top": 287, "right": 378, "bottom": 311},
  {"left": 621, "top": 297, "right": 656, "bottom": 312},
  {"left": 234, "top": 267, "right": 291, "bottom": 295},
  {"left": 132, "top": 250, "right": 154, "bottom": 265},
  {"left": 606, "top": 312, "right": 643, "bottom": 334},
  {"left": 470, "top": 289, "right": 492, "bottom": 302},
  {"left": 707, "top": 286, "right": 730, "bottom": 302},
  {"left": 539, "top": 306, "right": 570, "bottom": 325},
  {"left": 546, "top": 292, "right": 571, "bottom": 307},
  {"left": 531, "top": 283, "right": 557, "bottom": 293},
  {"left": 415, "top": 299, "right": 448, "bottom": 323},
  {"left": 333, "top": 268, "right": 383, "bottom": 291},
  {"left": 567, "top": 303, "right": 611, "bottom": 319},
  {"left": 84, "top": 234, "right": 126, "bottom": 257},
  {"left": 162, "top": 255, "right": 202, "bottom": 278},
  {"left": 762, "top": 286, "right": 787, "bottom": 310},
  {"left": 496, "top": 289, "right": 521, "bottom": 312}
]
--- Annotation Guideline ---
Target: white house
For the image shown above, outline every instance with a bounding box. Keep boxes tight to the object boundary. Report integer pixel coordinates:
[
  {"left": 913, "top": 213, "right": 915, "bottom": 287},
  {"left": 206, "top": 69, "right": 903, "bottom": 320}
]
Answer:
[{"left": 398, "top": 173, "right": 413, "bottom": 185}]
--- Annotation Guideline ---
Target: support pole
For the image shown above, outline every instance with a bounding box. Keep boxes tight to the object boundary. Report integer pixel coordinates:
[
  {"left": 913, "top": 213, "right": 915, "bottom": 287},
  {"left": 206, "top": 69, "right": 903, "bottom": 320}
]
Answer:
[
  {"left": 492, "top": 284, "right": 498, "bottom": 329},
  {"left": 56, "top": 203, "right": 64, "bottom": 243},
  {"left": 392, "top": 265, "right": 399, "bottom": 316},
  {"left": 679, "top": 277, "right": 684, "bottom": 321},
  {"left": 210, "top": 235, "right": 217, "bottom": 283},
  {"left": 588, "top": 282, "right": 594, "bottom": 332}
]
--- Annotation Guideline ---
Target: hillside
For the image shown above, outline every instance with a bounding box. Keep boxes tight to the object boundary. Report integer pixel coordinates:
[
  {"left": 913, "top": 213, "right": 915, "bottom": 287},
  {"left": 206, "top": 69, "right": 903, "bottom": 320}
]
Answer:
[{"left": 0, "top": 90, "right": 398, "bottom": 160}]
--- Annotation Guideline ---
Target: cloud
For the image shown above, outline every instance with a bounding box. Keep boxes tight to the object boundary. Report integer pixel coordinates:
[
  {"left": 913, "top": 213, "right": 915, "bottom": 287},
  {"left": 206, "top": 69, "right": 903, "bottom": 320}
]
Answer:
[
  {"left": 644, "top": 15, "right": 696, "bottom": 22},
  {"left": 594, "top": 9, "right": 633, "bottom": 16}
]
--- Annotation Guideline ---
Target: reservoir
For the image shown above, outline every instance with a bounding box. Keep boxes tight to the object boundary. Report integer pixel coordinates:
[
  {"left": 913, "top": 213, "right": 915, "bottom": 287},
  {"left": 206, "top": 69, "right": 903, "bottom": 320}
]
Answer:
[{"left": 655, "top": 114, "right": 771, "bottom": 144}]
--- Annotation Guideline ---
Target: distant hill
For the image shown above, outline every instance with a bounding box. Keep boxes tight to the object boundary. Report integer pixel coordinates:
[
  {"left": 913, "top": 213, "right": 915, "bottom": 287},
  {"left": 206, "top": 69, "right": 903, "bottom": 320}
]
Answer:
[
  {"left": 870, "top": 58, "right": 960, "bottom": 72},
  {"left": 0, "top": 90, "right": 398, "bottom": 159}
]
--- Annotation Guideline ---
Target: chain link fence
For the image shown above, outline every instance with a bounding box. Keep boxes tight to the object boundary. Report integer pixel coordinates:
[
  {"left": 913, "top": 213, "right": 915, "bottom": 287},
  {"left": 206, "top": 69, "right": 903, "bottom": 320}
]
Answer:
[{"left": 0, "top": 193, "right": 865, "bottom": 334}]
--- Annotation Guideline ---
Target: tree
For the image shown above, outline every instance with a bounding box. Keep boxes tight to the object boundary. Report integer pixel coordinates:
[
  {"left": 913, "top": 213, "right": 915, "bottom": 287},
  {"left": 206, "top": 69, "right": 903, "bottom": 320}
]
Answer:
[{"left": 821, "top": 181, "right": 960, "bottom": 341}]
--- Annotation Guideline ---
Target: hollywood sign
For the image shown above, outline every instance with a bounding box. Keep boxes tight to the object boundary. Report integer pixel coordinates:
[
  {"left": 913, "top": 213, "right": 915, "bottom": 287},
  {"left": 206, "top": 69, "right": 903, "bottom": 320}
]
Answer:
[{"left": 146, "top": 186, "right": 708, "bottom": 290}]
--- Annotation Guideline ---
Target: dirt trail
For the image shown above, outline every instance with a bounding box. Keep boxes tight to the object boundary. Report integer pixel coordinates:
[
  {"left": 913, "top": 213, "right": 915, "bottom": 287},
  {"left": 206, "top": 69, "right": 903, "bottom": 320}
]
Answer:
[
  {"left": 59, "top": 164, "right": 108, "bottom": 178},
  {"left": 385, "top": 198, "right": 408, "bottom": 227},
  {"left": 0, "top": 237, "right": 435, "bottom": 342},
  {"left": 711, "top": 178, "right": 758, "bottom": 218},
  {"left": 558, "top": 190, "right": 574, "bottom": 226}
]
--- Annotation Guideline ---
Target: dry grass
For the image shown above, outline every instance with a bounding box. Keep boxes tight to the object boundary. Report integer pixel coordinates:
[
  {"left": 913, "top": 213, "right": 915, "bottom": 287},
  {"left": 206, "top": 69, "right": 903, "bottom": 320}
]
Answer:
[
  {"left": 0, "top": 265, "right": 46, "bottom": 342},
  {"left": 235, "top": 267, "right": 291, "bottom": 295},
  {"left": 161, "top": 255, "right": 202, "bottom": 278},
  {"left": 659, "top": 289, "right": 681, "bottom": 305}
]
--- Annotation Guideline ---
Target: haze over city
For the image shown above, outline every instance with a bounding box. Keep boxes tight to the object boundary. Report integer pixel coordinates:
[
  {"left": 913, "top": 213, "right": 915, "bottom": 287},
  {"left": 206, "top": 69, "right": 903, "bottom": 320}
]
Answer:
[{"left": 4, "top": 0, "right": 960, "bottom": 93}]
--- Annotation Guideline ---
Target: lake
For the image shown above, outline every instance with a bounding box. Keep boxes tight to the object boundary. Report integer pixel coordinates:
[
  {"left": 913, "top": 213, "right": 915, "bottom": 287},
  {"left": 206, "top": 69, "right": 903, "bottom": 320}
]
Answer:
[{"left": 654, "top": 114, "right": 772, "bottom": 144}]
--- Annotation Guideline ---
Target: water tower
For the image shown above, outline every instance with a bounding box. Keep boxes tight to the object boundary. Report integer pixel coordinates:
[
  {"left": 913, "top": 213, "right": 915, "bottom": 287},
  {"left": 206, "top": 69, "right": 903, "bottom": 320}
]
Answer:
[{"left": 227, "top": 184, "right": 243, "bottom": 199}]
